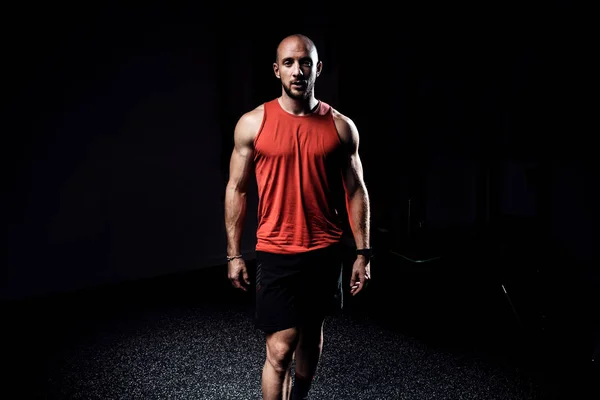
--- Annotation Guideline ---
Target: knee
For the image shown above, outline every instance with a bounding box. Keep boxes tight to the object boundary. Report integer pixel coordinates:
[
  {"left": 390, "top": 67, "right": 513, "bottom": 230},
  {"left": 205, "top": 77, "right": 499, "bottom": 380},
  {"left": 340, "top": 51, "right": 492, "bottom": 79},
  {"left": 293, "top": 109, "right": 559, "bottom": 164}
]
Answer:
[{"left": 266, "top": 339, "right": 296, "bottom": 373}]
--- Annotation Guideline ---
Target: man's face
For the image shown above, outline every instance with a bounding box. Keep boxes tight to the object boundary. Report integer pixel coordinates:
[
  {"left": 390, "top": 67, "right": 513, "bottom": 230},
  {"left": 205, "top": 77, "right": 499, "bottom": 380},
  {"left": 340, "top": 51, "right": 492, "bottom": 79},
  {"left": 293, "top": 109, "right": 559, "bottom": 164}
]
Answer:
[{"left": 273, "top": 39, "right": 321, "bottom": 100}]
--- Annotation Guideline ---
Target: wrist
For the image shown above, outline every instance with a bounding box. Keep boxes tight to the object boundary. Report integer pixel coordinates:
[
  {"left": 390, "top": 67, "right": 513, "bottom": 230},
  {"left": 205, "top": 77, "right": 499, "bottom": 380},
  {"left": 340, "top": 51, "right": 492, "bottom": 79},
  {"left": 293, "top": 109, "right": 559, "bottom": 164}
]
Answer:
[
  {"left": 227, "top": 254, "right": 243, "bottom": 262},
  {"left": 356, "top": 247, "right": 372, "bottom": 260}
]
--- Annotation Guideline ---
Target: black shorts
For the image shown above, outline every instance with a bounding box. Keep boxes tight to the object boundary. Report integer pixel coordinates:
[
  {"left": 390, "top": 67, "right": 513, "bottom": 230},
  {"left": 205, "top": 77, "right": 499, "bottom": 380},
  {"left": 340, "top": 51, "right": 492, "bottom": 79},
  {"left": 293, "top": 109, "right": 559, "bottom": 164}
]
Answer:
[{"left": 254, "top": 242, "right": 344, "bottom": 333}]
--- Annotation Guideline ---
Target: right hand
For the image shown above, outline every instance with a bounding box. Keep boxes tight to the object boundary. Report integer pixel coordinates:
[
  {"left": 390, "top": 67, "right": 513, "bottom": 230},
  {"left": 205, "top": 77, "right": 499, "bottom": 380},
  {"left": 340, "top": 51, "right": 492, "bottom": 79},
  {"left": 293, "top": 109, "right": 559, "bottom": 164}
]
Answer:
[{"left": 228, "top": 258, "right": 250, "bottom": 291}]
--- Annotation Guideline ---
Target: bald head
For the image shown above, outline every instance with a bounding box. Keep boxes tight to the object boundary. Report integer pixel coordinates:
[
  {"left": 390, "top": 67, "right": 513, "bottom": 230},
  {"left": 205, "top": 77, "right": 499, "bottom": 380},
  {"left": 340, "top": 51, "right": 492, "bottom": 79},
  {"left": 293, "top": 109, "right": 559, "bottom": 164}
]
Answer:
[
  {"left": 275, "top": 34, "right": 319, "bottom": 64},
  {"left": 272, "top": 33, "right": 322, "bottom": 101}
]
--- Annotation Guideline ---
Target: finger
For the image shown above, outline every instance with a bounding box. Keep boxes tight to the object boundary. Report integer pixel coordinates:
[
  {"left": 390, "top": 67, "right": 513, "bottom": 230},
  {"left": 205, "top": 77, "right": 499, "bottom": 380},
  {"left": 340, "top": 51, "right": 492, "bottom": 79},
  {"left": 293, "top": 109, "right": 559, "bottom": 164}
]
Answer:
[
  {"left": 357, "top": 278, "right": 365, "bottom": 293},
  {"left": 231, "top": 278, "right": 246, "bottom": 291},
  {"left": 350, "top": 280, "right": 362, "bottom": 296},
  {"left": 229, "top": 277, "right": 238, "bottom": 288},
  {"left": 243, "top": 270, "right": 250, "bottom": 285}
]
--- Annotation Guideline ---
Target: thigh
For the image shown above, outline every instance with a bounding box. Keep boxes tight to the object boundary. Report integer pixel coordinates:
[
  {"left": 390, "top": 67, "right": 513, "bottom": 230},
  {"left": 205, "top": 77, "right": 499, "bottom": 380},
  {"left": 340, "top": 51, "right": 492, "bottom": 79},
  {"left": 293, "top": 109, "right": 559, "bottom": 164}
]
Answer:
[
  {"left": 254, "top": 251, "right": 303, "bottom": 333},
  {"left": 297, "top": 244, "right": 344, "bottom": 318},
  {"left": 297, "top": 314, "right": 326, "bottom": 345}
]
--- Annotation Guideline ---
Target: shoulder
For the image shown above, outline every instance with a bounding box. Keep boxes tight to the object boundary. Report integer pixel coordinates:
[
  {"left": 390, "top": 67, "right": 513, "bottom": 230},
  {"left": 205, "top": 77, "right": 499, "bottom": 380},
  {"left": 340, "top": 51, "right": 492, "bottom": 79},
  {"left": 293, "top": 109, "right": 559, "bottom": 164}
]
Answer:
[
  {"left": 331, "top": 107, "right": 359, "bottom": 149},
  {"left": 235, "top": 103, "right": 265, "bottom": 144},
  {"left": 238, "top": 103, "right": 265, "bottom": 130}
]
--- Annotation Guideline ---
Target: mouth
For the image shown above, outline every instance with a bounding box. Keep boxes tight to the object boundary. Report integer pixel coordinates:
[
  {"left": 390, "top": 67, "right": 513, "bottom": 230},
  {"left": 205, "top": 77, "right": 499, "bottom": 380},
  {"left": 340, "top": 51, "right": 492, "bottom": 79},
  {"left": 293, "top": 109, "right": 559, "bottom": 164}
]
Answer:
[{"left": 291, "top": 81, "right": 306, "bottom": 89}]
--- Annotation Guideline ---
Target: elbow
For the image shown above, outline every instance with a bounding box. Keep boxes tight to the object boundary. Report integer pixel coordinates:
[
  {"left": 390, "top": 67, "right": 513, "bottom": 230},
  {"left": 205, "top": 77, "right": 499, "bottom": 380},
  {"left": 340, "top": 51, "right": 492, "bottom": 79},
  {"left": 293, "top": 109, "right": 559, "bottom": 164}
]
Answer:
[
  {"left": 347, "top": 183, "right": 367, "bottom": 201},
  {"left": 227, "top": 181, "right": 248, "bottom": 196}
]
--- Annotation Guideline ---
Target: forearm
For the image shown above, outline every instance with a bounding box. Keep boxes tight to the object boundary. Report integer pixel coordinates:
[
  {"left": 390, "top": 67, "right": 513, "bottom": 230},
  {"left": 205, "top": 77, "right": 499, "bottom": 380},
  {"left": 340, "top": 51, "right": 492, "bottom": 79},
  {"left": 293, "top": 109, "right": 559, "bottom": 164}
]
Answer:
[
  {"left": 224, "top": 186, "right": 247, "bottom": 256},
  {"left": 346, "top": 186, "right": 371, "bottom": 249}
]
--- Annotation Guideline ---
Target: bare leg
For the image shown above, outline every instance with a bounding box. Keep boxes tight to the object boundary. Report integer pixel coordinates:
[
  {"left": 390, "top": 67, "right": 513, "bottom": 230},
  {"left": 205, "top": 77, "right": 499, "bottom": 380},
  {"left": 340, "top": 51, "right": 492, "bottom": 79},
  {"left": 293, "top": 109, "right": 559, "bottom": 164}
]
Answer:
[
  {"left": 262, "top": 327, "right": 299, "bottom": 400},
  {"left": 292, "top": 317, "right": 325, "bottom": 399}
]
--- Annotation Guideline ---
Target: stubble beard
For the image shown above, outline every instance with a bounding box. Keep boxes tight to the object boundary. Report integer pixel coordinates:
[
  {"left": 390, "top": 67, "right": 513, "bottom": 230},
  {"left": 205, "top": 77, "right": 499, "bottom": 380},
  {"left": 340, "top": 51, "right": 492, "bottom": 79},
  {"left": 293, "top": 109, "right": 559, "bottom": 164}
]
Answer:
[{"left": 282, "top": 82, "right": 313, "bottom": 100}]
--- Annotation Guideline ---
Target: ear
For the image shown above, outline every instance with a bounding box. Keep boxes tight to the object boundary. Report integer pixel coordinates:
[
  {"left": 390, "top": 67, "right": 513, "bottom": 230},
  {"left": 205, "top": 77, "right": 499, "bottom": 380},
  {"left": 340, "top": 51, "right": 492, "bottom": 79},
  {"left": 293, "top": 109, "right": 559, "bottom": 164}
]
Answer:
[
  {"left": 273, "top": 62, "right": 280, "bottom": 79},
  {"left": 316, "top": 60, "right": 323, "bottom": 77}
]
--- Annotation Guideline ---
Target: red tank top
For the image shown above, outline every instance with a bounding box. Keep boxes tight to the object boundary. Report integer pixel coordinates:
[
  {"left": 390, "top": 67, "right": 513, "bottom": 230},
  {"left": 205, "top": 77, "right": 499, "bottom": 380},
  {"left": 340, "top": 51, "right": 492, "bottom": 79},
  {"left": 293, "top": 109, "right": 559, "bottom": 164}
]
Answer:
[{"left": 253, "top": 99, "right": 346, "bottom": 254}]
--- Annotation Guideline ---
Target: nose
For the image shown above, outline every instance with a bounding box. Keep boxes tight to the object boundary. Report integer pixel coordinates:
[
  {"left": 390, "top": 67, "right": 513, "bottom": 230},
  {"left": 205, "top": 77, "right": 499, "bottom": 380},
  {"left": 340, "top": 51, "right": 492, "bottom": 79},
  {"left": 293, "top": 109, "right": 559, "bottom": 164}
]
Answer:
[{"left": 292, "top": 62, "right": 304, "bottom": 77}]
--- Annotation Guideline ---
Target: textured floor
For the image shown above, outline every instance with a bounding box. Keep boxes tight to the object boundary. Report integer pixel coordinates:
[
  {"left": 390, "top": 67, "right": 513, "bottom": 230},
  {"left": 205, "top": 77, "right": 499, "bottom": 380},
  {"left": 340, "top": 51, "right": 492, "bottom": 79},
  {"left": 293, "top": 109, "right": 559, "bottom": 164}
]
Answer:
[{"left": 2, "top": 254, "right": 595, "bottom": 399}]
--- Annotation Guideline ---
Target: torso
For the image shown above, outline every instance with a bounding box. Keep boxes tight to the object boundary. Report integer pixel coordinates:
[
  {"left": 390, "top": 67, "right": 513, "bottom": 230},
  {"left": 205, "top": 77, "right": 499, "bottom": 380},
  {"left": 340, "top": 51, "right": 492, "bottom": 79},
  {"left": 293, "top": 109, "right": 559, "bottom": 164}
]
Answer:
[{"left": 250, "top": 98, "right": 348, "bottom": 254}]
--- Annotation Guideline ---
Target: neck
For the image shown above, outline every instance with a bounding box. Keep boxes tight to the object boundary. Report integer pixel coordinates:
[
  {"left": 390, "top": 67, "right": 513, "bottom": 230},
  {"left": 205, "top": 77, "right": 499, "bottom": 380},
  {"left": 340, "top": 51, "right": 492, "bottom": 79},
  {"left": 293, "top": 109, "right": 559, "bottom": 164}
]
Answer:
[{"left": 278, "top": 93, "right": 319, "bottom": 116}]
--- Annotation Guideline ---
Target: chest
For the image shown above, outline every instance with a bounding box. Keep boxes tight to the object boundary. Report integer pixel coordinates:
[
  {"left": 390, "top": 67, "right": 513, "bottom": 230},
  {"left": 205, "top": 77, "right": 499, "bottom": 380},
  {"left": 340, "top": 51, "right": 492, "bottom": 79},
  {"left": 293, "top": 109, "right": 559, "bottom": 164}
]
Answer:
[{"left": 255, "top": 119, "right": 341, "bottom": 160}]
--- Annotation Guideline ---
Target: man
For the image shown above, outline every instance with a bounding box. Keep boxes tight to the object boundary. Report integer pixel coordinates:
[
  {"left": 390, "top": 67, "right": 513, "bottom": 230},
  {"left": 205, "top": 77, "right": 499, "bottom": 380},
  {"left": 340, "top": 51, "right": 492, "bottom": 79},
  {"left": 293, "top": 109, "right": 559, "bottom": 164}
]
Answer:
[{"left": 224, "top": 33, "right": 371, "bottom": 400}]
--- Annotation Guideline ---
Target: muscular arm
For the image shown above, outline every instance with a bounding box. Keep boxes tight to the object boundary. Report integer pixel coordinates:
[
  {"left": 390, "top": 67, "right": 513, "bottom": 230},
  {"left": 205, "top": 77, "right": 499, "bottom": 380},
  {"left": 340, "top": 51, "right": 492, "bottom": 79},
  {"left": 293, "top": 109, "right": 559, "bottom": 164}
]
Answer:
[
  {"left": 334, "top": 111, "right": 371, "bottom": 250},
  {"left": 224, "top": 108, "right": 262, "bottom": 256}
]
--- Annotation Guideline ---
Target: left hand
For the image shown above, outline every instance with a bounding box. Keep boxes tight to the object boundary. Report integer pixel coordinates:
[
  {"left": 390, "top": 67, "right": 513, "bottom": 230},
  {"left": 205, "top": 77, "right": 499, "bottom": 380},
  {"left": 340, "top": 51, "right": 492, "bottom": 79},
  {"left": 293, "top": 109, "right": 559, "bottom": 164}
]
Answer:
[{"left": 350, "top": 256, "right": 371, "bottom": 296}]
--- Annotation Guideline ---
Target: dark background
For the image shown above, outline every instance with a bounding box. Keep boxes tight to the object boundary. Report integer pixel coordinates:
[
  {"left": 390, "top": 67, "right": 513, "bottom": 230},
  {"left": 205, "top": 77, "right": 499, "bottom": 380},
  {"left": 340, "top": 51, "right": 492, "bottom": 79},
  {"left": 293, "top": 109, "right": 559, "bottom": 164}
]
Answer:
[{"left": 1, "top": 1, "right": 595, "bottom": 394}]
